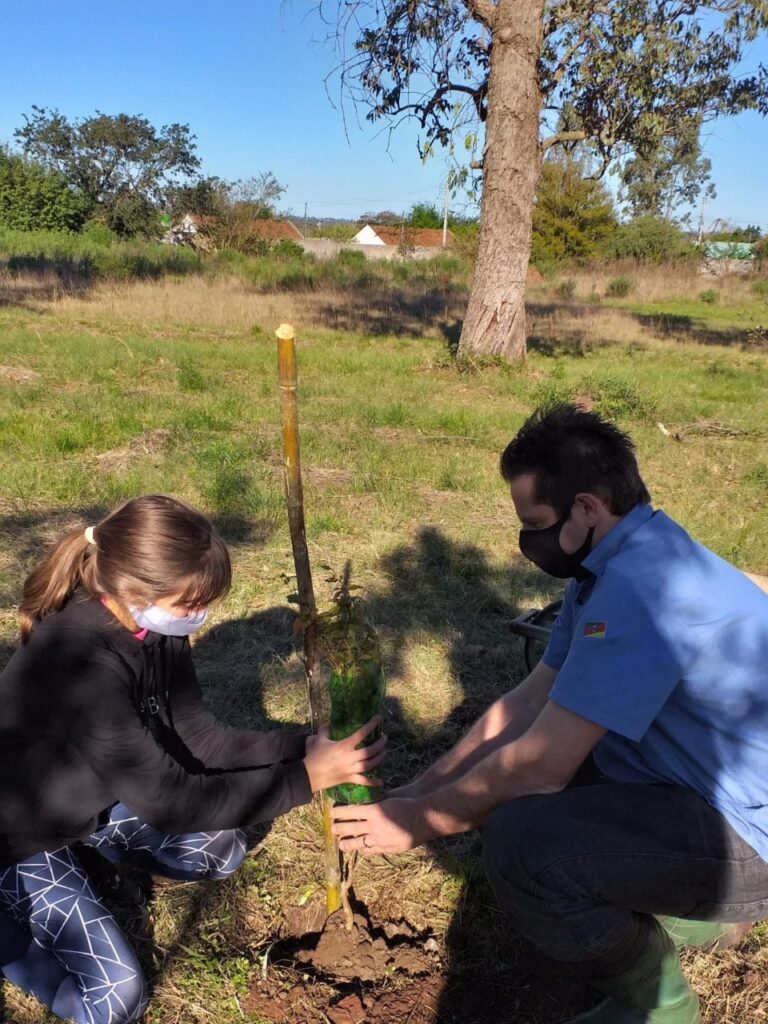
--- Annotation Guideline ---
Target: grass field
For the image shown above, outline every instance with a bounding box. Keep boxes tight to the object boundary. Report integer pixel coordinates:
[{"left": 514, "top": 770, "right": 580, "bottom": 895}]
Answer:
[{"left": 1, "top": 265, "right": 767, "bottom": 1023}]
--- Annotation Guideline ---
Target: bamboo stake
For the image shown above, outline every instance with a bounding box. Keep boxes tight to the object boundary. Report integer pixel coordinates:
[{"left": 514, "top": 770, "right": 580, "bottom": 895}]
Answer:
[{"left": 275, "top": 323, "right": 342, "bottom": 916}]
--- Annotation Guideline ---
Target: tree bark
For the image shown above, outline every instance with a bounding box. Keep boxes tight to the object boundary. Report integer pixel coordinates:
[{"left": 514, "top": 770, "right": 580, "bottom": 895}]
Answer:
[{"left": 457, "top": 0, "right": 545, "bottom": 361}]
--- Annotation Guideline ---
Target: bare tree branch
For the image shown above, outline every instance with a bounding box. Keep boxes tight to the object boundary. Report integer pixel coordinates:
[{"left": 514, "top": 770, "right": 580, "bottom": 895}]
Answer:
[{"left": 542, "top": 129, "right": 587, "bottom": 149}]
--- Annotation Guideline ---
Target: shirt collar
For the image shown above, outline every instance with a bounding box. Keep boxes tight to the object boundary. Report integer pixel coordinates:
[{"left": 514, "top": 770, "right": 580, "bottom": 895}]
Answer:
[{"left": 581, "top": 503, "right": 655, "bottom": 576}]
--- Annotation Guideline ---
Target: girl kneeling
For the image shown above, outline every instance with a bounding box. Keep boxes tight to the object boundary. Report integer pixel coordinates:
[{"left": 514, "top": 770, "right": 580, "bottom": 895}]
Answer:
[{"left": 0, "top": 494, "right": 383, "bottom": 1024}]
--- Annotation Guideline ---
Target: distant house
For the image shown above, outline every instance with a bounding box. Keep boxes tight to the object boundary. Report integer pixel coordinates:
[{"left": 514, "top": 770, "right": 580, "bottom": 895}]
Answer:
[
  {"left": 352, "top": 224, "right": 455, "bottom": 249},
  {"left": 247, "top": 218, "right": 303, "bottom": 242},
  {"left": 180, "top": 213, "right": 216, "bottom": 232},
  {"left": 163, "top": 213, "right": 217, "bottom": 250},
  {"left": 165, "top": 215, "right": 303, "bottom": 249}
]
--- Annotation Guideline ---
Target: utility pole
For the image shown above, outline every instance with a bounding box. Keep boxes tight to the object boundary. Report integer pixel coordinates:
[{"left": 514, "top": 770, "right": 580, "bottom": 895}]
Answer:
[
  {"left": 442, "top": 180, "right": 449, "bottom": 248},
  {"left": 303, "top": 202, "right": 308, "bottom": 238},
  {"left": 696, "top": 195, "right": 706, "bottom": 246}
]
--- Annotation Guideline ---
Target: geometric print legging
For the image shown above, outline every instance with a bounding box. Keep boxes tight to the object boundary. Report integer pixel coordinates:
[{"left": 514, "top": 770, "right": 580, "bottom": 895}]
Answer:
[{"left": 0, "top": 804, "right": 247, "bottom": 1024}]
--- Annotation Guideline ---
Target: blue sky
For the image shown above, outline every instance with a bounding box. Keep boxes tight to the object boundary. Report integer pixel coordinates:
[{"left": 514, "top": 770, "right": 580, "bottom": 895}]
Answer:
[{"left": 0, "top": 1, "right": 766, "bottom": 228}]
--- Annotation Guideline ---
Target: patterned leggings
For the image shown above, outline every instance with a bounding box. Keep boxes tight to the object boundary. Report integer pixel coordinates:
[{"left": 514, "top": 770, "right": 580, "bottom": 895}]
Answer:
[{"left": 0, "top": 804, "right": 247, "bottom": 1024}]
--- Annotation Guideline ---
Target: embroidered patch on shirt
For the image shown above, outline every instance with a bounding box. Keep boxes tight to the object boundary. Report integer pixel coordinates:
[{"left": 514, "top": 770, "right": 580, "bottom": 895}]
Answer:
[{"left": 584, "top": 621, "right": 607, "bottom": 638}]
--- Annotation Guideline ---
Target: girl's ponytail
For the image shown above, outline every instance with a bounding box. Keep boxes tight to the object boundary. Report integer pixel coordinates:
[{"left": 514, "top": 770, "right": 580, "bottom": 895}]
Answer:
[
  {"left": 18, "top": 495, "right": 231, "bottom": 645},
  {"left": 19, "top": 528, "right": 96, "bottom": 643}
]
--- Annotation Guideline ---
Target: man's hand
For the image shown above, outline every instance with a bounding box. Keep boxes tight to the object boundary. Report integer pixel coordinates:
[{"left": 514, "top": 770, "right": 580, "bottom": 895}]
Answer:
[
  {"left": 331, "top": 797, "right": 431, "bottom": 855},
  {"left": 303, "top": 717, "right": 386, "bottom": 793}
]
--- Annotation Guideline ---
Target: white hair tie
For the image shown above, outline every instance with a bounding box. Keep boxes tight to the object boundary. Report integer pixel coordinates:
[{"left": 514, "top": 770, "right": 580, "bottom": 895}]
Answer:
[{"left": 84, "top": 526, "right": 97, "bottom": 546}]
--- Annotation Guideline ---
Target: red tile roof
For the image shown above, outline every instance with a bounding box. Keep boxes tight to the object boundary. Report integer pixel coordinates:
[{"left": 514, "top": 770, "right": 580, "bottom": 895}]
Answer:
[
  {"left": 249, "top": 219, "right": 303, "bottom": 241},
  {"left": 371, "top": 225, "right": 455, "bottom": 248}
]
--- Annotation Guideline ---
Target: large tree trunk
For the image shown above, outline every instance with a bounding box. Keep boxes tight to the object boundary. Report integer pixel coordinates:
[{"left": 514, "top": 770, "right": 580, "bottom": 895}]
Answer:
[{"left": 457, "top": 0, "right": 545, "bottom": 361}]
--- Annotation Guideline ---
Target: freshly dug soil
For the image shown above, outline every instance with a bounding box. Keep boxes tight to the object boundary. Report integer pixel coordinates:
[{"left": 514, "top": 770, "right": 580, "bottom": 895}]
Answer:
[
  {"left": 245, "top": 902, "right": 594, "bottom": 1024},
  {"left": 288, "top": 910, "right": 438, "bottom": 983}
]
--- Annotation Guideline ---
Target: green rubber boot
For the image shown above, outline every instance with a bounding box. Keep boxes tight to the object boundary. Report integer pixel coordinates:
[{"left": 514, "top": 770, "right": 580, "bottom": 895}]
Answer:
[
  {"left": 563, "top": 919, "right": 700, "bottom": 1023},
  {"left": 656, "top": 916, "right": 753, "bottom": 952}
]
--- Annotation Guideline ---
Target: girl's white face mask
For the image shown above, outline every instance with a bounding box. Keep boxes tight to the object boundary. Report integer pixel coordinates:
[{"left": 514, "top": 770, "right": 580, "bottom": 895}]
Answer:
[{"left": 128, "top": 603, "right": 208, "bottom": 637}]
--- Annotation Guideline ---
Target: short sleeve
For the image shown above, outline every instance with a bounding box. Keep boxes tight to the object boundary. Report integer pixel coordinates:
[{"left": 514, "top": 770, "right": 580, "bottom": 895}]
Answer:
[
  {"left": 549, "top": 576, "right": 684, "bottom": 741},
  {"left": 541, "top": 583, "right": 576, "bottom": 671}
]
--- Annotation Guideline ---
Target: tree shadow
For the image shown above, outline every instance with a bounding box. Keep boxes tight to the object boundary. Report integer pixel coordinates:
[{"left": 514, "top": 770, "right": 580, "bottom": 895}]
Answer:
[
  {"left": 10, "top": 513, "right": 741, "bottom": 1023},
  {"left": 0, "top": 492, "right": 578, "bottom": 1020},
  {"left": 631, "top": 311, "right": 763, "bottom": 348},
  {"left": 309, "top": 286, "right": 467, "bottom": 337},
  {"left": 526, "top": 298, "right": 763, "bottom": 351},
  {"left": 0, "top": 262, "right": 95, "bottom": 311},
  {"left": 186, "top": 527, "right": 578, "bottom": 1022}
]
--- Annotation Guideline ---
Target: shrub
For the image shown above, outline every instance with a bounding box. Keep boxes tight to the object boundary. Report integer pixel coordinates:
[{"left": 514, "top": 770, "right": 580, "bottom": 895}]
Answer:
[
  {"left": 0, "top": 149, "right": 91, "bottom": 233},
  {"left": 80, "top": 221, "right": 119, "bottom": 246},
  {"left": 0, "top": 228, "right": 200, "bottom": 282},
  {"left": 335, "top": 248, "right": 368, "bottom": 269},
  {"left": 606, "top": 275, "right": 634, "bottom": 298},
  {"left": 307, "top": 223, "right": 358, "bottom": 241},
  {"left": 699, "top": 289, "right": 719, "bottom": 304},
  {"left": 531, "top": 153, "right": 616, "bottom": 264},
  {"left": 271, "top": 239, "right": 305, "bottom": 262},
  {"left": 451, "top": 221, "right": 480, "bottom": 263},
  {"left": 606, "top": 216, "right": 694, "bottom": 263},
  {"left": 555, "top": 278, "right": 576, "bottom": 300}
]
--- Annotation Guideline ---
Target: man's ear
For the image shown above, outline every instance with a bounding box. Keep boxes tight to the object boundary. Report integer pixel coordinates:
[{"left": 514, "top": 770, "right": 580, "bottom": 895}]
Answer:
[{"left": 572, "top": 492, "right": 605, "bottom": 524}]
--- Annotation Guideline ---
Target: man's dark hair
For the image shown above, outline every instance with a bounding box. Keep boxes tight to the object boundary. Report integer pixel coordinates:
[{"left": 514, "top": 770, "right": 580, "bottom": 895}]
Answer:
[{"left": 500, "top": 404, "right": 651, "bottom": 516}]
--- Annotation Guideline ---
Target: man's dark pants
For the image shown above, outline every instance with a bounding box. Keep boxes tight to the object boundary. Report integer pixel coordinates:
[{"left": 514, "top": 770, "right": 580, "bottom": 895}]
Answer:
[{"left": 482, "top": 768, "right": 768, "bottom": 976}]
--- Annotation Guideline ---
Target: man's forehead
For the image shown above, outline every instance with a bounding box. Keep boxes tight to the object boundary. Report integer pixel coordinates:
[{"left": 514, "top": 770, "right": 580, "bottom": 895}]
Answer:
[{"left": 509, "top": 473, "right": 551, "bottom": 517}]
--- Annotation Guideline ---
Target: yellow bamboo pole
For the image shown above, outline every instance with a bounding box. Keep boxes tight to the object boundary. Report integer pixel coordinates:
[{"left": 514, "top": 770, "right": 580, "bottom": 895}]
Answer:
[{"left": 275, "top": 323, "right": 342, "bottom": 916}]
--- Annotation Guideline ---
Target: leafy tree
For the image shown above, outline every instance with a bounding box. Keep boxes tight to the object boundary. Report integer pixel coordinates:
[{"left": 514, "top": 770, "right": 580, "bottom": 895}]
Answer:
[
  {"left": 531, "top": 152, "right": 616, "bottom": 264},
  {"left": 323, "top": 0, "right": 768, "bottom": 360},
  {"left": 358, "top": 210, "right": 400, "bottom": 225},
  {"left": 606, "top": 215, "right": 694, "bottom": 263},
  {"left": 0, "top": 147, "right": 90, "bottom": 232},
  {"left": 167, "top": 176, "right": 227, "bottom": 219},
  {"left": 105, "top": 190, "right": 163, "bottom": 238},
  {"left": 227, "top": 172, "right": 286, "bottom": 218},
  {"left": 408, "top": 202, "right": 443, "bottom": 228},
  {"left": 620, "top": 120, "right": 716, "bottom": 223},
  {"left": 15, "top": 107, "right": 200, "bottom": 235},
  {"left": 709, "top": 223, "right": 762, "bottom": 242}
]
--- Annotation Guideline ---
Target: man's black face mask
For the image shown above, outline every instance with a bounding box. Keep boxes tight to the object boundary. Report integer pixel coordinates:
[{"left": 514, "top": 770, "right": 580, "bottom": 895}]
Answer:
[{"left": 519, "top": 505, "right": 594, "bottom": 581}]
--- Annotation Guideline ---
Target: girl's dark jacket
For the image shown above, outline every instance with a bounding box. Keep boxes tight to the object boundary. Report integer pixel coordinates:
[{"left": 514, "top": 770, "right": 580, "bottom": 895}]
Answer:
[{"left": 0, "top": 593, "right": 311, "bottom": 868}]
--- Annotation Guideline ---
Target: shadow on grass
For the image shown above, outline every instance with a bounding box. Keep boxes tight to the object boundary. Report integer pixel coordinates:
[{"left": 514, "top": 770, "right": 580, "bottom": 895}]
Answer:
[
  {"left": 185, "top": 527, "right": 578, "bottom": 1023},
  {"left": 631, "top": 311, "right": 764, "bottom": 348},
  {"left": 0, "top": 261, "right": 95, "bottom": 311},
  {"left": 311, "top": 287, "right": 467, "bottom": 337},
  {"left": 526, "top": 299, "right": 764, "bottom": 351},
  {"left": 0, "top": 506, "right": 576, "bottom": 1022}
]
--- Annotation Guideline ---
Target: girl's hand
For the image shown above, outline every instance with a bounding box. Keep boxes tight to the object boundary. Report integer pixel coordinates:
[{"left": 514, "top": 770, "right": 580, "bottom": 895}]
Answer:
[{"left": 303, "top": 717, "right": 387, "bottom": 793}]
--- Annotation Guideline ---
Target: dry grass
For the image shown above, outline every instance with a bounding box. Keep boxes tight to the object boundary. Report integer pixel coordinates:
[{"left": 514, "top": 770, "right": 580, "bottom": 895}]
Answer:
[
  {"left": 547, "top": 263, "right": 765, "bottom": 305},
  {"left": 2, "top": 272, "right": 467, "bottom": 341}
]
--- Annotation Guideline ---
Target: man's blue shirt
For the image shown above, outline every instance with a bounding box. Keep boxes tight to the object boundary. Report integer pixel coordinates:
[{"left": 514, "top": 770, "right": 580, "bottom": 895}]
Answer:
[{"left": 543, "top": 504, "right": 768, "bottom": 859}]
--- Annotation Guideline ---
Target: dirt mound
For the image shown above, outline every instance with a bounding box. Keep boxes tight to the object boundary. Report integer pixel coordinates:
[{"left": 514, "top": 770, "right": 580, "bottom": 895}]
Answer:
[
  {"left": 245, "top": 901, "right": 595, "bottom": 1024},
  {"left": 289, "top": 911, "right": 438, "bottom": 983}
]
